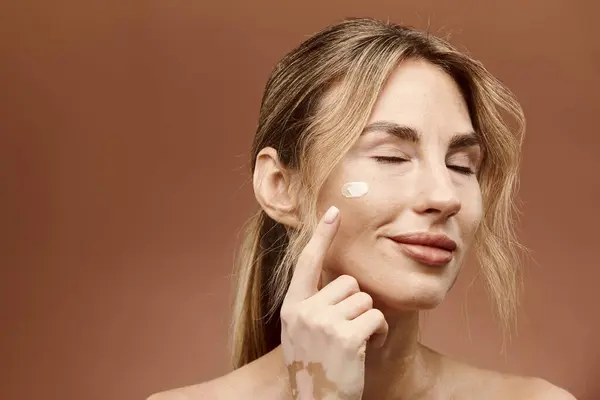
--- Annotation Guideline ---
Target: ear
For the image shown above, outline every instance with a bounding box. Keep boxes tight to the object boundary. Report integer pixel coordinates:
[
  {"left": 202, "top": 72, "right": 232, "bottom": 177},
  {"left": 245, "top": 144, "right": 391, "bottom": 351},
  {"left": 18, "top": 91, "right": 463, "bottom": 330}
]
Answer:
[{"left": 253, "top": 147, "right": 301, "bottom": 228}]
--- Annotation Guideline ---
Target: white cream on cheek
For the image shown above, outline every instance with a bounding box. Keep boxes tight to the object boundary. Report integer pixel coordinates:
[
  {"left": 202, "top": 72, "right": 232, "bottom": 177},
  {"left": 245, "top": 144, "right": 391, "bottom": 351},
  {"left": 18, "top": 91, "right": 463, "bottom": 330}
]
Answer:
[{"left": 341, "top": 181, "right": 369, "bottom": 198}]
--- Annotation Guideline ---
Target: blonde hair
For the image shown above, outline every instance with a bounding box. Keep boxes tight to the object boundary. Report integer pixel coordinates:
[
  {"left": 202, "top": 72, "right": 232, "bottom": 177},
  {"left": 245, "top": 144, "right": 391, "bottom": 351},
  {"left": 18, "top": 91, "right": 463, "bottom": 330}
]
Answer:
[{"left": 230, "top": 18, "right": 525, "bottom": 369}]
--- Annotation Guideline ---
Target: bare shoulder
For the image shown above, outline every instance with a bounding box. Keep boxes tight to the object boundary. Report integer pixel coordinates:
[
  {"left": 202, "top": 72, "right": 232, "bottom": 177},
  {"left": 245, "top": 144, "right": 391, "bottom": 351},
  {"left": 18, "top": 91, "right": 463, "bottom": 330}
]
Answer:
[
  {"left": 146, "top": 347, "right": 289, "bottom": 400},
  {"left": 469, "top": 369, "right": 576, "bottom": 399},
  {"left": 471, "top": 369, "right": 576, "bottom": 399},
  {"left": 438, "top": 353, "right": 575, "bottom": 399},
  {"left": 146, "top": 374, "right": 233, "bottom": 400},
  {"left": 512, "top": 376, "right": 577, "bottom": 400}
]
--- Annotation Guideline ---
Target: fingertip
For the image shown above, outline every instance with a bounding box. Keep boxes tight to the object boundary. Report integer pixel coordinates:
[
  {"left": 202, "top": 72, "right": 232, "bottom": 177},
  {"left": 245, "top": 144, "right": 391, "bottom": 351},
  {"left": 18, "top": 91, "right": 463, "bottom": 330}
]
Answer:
[{"left": 323, "top": 206, "right": 339, "bottom": 224}]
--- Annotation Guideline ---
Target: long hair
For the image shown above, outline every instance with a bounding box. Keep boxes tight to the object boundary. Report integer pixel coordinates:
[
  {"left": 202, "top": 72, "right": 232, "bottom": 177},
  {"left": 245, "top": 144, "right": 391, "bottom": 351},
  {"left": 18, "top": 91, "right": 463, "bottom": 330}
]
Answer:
[{"left": 230, "top": 17, "right": 525, "bottom": 369}]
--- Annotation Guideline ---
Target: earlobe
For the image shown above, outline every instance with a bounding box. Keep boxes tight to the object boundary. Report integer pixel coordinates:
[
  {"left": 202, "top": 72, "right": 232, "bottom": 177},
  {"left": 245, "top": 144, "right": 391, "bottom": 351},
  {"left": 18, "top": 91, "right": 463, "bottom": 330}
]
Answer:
[{"left": 253, "top": 147, "right": 301, "bottom": 228}]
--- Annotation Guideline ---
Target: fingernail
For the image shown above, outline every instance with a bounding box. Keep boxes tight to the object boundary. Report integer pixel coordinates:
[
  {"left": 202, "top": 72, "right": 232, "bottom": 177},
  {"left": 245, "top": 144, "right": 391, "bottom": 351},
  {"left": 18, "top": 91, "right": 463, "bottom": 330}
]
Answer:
[{"left": 323, "top": 206, "right": 339, "bottom": 224}]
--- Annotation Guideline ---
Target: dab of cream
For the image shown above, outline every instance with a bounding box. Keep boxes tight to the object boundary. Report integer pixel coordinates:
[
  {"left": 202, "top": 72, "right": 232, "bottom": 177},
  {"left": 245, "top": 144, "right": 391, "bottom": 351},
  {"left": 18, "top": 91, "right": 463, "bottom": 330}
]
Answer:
[{"left": 341, "top": 181, "right": 369, "bottom": 198}]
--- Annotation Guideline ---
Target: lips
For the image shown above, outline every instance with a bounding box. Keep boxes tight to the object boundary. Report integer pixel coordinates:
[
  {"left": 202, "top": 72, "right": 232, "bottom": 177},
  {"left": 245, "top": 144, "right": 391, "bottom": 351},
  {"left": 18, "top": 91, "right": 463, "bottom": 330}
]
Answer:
[{"left": 388, "top": 232, "right": 457, "bottom": 266}]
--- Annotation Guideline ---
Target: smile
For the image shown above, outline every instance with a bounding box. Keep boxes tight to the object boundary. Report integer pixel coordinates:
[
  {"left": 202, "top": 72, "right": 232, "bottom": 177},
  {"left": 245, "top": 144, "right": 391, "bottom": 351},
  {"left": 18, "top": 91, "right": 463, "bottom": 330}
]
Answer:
[{"left": 387, "top": 232, "right": 457, "bottom": 266}]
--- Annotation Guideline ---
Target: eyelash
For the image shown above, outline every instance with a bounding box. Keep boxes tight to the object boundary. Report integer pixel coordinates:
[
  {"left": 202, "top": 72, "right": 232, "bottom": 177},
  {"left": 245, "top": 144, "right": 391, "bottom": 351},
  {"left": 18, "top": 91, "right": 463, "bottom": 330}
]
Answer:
[{"left": 373, "top": 156, "right": 474, "bottom": 176}]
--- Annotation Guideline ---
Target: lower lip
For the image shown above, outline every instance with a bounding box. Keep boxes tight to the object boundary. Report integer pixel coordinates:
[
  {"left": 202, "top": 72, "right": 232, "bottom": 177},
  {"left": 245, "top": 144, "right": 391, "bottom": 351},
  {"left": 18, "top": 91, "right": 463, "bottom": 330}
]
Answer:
[{"left": 392, "top": 241, "right": 453, "bottom": 266}]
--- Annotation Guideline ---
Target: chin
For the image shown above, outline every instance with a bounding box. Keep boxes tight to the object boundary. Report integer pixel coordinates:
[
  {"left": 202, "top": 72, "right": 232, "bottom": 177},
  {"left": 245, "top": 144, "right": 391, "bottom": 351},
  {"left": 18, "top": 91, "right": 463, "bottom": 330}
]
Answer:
[
  {"left": 377, "top": 290, "right": 448, "bottom": 311},
  {"left": 364, "top": 272, "right": 453, "bottom": 311}
]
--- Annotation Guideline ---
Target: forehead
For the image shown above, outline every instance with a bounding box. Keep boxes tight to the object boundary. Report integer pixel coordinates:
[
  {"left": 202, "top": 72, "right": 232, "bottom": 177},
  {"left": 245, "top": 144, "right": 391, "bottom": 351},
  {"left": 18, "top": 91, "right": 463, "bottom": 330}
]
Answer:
[{"left": 367, "top": 59, "right": 474, "bottom": 140}]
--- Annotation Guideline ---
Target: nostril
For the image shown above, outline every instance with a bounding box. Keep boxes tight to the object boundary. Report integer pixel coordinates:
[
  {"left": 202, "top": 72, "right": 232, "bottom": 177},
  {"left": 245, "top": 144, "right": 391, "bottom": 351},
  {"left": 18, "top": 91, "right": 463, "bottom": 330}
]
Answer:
[{"left": 422, "top": 207, "right": 459, "bottom": 217}]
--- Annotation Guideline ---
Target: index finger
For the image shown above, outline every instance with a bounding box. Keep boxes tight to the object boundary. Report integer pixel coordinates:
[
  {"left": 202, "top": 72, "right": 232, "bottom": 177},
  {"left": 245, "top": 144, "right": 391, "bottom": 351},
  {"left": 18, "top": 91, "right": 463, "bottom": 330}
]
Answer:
[{"left": 285, "top": 206, "right": 340, "bottom": 303}]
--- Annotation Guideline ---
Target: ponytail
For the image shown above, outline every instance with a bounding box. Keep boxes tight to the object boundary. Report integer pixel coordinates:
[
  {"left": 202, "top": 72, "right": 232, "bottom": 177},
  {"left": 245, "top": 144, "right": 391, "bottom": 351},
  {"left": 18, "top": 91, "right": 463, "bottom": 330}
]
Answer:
[{"left": 230, "top": 210, "right": 288, "bottom": 369}]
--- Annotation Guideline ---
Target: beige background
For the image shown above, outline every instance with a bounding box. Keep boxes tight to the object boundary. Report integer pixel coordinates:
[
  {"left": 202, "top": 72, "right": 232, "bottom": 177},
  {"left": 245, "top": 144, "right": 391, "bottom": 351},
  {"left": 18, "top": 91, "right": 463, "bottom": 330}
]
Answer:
[{"left": 1, "top": 1, "right": 598, "bottom": 399}]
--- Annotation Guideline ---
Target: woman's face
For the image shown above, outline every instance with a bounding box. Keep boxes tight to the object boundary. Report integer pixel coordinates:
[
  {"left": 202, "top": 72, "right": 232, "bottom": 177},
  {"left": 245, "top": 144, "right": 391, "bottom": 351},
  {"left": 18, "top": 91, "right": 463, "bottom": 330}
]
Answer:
[{"left": 318, "top": 59, "right": 483, "bottom": 310}]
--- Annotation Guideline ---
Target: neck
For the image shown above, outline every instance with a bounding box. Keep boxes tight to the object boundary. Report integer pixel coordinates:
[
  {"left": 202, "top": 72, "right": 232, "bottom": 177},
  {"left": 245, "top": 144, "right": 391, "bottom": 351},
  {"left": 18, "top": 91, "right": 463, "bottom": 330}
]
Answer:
[{"left": 362, "top": 303, "right": 440, "bottom": 399}]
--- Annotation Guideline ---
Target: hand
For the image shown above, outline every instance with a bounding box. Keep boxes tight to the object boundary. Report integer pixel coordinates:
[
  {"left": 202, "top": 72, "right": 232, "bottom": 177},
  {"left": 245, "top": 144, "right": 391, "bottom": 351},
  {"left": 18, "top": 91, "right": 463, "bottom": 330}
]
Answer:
[{"left": 280, "top": 206, "right": 389, "bottom": 400}]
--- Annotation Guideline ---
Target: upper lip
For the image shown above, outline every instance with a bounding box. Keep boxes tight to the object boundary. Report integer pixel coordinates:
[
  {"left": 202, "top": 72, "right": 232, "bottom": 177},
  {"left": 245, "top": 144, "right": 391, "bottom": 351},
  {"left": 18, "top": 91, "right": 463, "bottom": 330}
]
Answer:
[{"left": 388, "top": 232, "right": 457, "bottom": 251}]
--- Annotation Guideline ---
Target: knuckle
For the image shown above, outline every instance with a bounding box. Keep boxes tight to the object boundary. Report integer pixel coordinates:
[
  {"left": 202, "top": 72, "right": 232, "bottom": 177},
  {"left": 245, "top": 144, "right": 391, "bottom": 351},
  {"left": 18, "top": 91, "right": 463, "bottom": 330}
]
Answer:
[
  {"left": 370, "top": 308, "right": 386, "bottom": 323},
  {"left": 279, "top": 305, "right": 295, "bottom": 324},
  {"left": 311, "top": 312, "right": 330, "bottom": 329},
  {"left": 279, "top": 304, "right": 291, "bottom": 318},
  {"left": 298, "top": 305, "right": 325, "bottom": 329},
  {"left": 370, "top": 308, "right": 384, "bottom": 319},
  {"left": 323, "top": 322, "right": 338, "bottom": 337},
  {"left": 339, "top": 275, "right": 359, "bottom": 291},
  {"left": 357, "top": 292, "right": 373, "bottom": 308},
  {"left": 301, "top": 309, "right": 337, "bottom": 334},
  {"left": 280, "top": 304, "right": 304, "bottom": 325},
  {"left": 281, "top": 304, "right": 320, "bottom": 332}
]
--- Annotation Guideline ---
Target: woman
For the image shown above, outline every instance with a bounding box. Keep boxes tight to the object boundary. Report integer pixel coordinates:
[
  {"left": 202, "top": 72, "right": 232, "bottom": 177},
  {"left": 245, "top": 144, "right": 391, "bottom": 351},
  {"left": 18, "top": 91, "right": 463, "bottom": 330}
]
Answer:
[{"left": 150, "top": 18, "right": 574, "bottom": 399}]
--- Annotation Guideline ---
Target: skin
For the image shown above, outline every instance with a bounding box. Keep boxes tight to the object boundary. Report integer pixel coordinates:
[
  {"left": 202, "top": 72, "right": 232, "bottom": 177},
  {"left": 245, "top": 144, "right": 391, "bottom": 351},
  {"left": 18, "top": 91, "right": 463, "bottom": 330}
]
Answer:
[{"left": 147, "top": 60, "right": 576, "bottom": 399}]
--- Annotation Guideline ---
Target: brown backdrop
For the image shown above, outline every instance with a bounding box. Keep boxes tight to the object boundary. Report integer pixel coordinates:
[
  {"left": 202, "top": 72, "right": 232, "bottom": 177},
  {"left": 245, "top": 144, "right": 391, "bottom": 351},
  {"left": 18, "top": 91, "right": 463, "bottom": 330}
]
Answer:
[{"left": 1, "top": 1, "right": 598, "bottom": 399}]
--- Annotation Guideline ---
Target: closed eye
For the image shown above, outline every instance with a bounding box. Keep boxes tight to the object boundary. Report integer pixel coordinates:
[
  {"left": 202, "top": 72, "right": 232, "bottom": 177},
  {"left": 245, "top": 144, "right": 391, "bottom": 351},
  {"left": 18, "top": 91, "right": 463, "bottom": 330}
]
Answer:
[
  {"left": 373, "top": 156, "right": 409, "bottom": 163},
  {"left": 375, "top": 156, "right": 475, "bottom": 175},
  {"left": 448, "top": 165, "right": 474, "bottom": 175}
]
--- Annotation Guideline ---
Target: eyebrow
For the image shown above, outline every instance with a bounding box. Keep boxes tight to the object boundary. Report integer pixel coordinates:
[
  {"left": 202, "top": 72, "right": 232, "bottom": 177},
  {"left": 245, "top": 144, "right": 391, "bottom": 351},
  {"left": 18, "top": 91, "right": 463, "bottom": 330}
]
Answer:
[{"left": 362, "top": 121, "right": 481, "bottom": 150}]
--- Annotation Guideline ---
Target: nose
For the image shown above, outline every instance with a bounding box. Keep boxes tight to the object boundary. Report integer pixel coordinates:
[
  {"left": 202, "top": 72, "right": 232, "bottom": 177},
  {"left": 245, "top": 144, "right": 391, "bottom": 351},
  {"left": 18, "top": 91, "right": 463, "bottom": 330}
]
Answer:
[{"left": 412, "top": 166, "right": 461, "bottom": 221}]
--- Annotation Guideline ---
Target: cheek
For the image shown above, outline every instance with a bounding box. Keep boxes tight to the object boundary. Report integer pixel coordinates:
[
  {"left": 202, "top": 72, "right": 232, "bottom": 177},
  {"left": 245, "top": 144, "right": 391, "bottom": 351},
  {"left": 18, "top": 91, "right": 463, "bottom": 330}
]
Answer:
[
  {"left": 335, "top": 178, "right": 398, "bottom": 229},
  {"left": 324, "top": 186, "right": 400, "bottom": 276},
  {"left": 336, "top": 190, "right": 380, "bottom": 237},
  {"left": 318, "top": 180, "right": 381, "bottom": 265},
  {"left": 459, "top": 186, "right": 483, "bottom": 242},
  {"left": 319, "top": 159, "right": 387, "bottom": 216}
]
